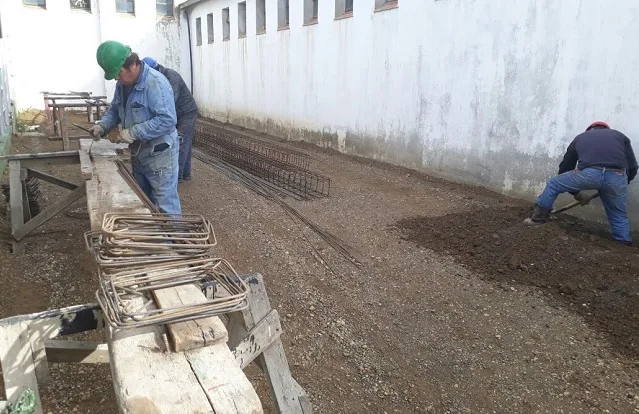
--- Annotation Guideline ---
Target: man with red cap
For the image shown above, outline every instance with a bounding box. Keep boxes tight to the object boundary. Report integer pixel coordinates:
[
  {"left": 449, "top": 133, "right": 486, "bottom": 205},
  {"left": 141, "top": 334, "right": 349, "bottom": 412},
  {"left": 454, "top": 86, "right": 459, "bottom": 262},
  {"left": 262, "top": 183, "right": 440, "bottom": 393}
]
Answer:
[{"left": 525, "top": 121, "right": 638, "bottom": 245}]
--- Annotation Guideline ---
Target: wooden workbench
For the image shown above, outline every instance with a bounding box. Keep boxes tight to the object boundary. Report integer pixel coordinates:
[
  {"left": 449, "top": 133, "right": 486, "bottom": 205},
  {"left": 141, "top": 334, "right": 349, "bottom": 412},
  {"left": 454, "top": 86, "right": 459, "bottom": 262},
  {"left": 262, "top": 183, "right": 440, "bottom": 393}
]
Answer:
[{"left": 79, "top": 139, "right": 263, "bottom": 413}]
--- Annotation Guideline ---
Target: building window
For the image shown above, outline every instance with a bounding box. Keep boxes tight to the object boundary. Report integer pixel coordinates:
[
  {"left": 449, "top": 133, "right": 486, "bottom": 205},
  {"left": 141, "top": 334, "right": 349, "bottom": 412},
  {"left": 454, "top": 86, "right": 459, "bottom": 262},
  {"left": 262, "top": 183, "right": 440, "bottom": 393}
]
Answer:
[
  {"left": 256, "top": 0, "right": 266, "bottom": 34},
  {"left": 238, "top": 2, "right": 246, "bottom": 38},
  {"left": 70, "top": 0, "right": 90, "bottom": 11},
  {"left": 196, "top": 17, "right": 202, "bottom": 46},
  {"left": 115, "top": 0, "right": 134, "bottom": 14},
  {"left": 222, "top": 8, "right": 230, "bottom": 41},
  {"left": 23, "top": 0, "right": 46, "bottom": 8},
  {"left": 304, "top": 0, "right": 318, "bottom": 25},
  {"left": 278, "top": 0, "right": 289, "bottom": 29},
  {"left": 157, "top": 0, "right": 173, "bottom": 16},
  {"left": 374, "top": 0, "right": 398, "bottom": 11},
  {"left": 335, "top": 0, "right": 353, "bottom": 18},
  {"left": 207, "top": 13, "right": 214, "bottom": 43}
]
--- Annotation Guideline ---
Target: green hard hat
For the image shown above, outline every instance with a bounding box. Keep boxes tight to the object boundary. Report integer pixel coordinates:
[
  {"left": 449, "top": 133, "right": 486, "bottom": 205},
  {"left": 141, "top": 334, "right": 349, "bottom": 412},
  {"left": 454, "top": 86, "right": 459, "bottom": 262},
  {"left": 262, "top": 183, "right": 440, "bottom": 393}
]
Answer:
[{"left": 96, "top": 40, "right": 131, "bottom": 80}]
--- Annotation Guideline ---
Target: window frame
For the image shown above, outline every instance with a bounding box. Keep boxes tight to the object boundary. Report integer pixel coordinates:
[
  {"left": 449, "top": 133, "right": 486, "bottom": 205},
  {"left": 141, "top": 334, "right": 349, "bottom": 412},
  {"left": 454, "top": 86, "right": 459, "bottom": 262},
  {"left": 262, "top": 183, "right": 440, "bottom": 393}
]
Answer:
[
  {"left": 156, "top": 0, "right": 174, "bottom": 17},
  {"left": 238, "top": 1, "right": 247, "bottom": 38},
  {"left": 23, "top": 0, "right": 47, "bottom": 9},
  {"left": 374, "top": 0, "right": 398, "bottom": 12},
  {"left": 115, "top": 0, "right": 135, "bottom": 14},
  {"left": 278, "top": 0, "right": 289, "bottom": 30},
  {"left": 256, "top": 0, "right": 266, "bottom": 35},
  {"left": 70, "top": 0, "right": 91, "bottom": 12},
  {"left": 303, "top": 0, "right": 318, "bottom": 25},
  {"left": 207, "top": 13, "right": 214, "bottom": 44},
  {"left": 195, "top": 16, "right": 202, "bottom": 46},
  {"left": 222, "top": 7, "right": 230, "bottom": 41}
]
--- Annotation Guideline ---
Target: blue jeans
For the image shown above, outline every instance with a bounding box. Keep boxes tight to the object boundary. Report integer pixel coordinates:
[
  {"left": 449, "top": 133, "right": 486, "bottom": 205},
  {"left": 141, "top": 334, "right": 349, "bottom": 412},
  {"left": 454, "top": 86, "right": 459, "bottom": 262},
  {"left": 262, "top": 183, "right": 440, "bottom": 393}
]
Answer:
[
  {"left": 131, "top": 141, "right": 182, "bottom": 215},
  {"left": 177, "top": 113, "right": 197, "bottom": 180},
  {"left": 537, "top": 167, "right": 630, "bottom": 243}
]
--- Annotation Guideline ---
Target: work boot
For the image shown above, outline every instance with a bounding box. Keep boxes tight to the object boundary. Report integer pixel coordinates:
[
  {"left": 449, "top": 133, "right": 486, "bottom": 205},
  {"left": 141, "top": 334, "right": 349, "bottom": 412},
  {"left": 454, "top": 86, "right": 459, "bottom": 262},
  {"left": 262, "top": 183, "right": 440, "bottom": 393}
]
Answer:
[{"left": 524, "top": 204, "right": 551, "bottom": 226}]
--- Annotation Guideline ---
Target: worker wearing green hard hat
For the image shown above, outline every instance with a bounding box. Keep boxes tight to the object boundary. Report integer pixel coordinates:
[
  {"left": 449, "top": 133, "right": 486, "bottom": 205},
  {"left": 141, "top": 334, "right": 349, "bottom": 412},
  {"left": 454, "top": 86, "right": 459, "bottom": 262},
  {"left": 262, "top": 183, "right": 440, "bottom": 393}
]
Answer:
[
  {"left": 96, "top": 40, "right": 132, "bottom": 81},
  {"left": 89, "top": 40, "right": 182, "bottom": 214}
]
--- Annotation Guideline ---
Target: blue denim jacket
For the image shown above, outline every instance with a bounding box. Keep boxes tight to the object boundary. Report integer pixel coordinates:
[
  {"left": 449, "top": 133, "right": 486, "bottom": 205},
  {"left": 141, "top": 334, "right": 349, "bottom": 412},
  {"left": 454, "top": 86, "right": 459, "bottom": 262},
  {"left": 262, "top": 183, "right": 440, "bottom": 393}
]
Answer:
[{"left": 100, "top": 62, "right": 178, "bottom": 158}]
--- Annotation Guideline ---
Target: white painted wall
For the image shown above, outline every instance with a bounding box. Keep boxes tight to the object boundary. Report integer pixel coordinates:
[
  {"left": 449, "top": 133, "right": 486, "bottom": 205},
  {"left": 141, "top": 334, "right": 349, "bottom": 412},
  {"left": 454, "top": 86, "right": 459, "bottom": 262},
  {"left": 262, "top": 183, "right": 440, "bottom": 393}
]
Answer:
[
  {"left": 0, "top": 29, "right": 11, "bottom": 136},
  {"left": 185, "top": 0, "right": 639, "bottom": 223},
  {"left": 0, "top": 0, "right": 191, "bottom": 110}
]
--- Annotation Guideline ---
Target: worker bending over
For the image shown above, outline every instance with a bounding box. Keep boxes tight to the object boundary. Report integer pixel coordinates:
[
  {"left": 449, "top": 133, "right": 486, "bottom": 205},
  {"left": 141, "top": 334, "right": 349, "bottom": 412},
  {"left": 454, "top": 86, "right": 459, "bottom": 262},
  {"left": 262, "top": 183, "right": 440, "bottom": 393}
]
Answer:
[
  {"left": 525, "top": 121, "right": 637, "bottom": 245},
  {"left": 89, "top": 41, "right": 181, "bottom": 215},
  {"left": 142, "top": 57, "right": 198, "bottom": 183}
]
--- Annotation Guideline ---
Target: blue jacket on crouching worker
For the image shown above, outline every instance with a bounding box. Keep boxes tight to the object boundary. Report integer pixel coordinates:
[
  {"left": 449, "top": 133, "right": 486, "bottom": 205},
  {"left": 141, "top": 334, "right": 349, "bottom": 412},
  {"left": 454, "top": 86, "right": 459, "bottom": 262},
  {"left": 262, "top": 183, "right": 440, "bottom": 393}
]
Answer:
[
  {"left": 142, "top": 57, "right": 198, "bottom": 182},
  {"left": 99, "top": 61, "right": 182, "bottom": 215},
  {"left": 528, "top": 121, "right": 638, "bottom": 245}
]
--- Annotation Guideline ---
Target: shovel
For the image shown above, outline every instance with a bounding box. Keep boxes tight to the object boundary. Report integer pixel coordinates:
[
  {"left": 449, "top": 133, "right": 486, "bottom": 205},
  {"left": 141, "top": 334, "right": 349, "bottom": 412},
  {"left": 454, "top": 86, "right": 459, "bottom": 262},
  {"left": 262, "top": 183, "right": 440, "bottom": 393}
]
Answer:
[{"left": 551, "top": 193, "right": 600, "bottom": 214}]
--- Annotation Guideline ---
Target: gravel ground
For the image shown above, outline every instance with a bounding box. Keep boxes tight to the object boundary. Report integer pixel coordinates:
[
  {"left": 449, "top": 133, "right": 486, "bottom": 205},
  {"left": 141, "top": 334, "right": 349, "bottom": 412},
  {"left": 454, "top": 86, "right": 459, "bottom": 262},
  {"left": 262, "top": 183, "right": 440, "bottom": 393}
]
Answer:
[{"left": 0, "top": 124, "right": 638, "bottom": 413}]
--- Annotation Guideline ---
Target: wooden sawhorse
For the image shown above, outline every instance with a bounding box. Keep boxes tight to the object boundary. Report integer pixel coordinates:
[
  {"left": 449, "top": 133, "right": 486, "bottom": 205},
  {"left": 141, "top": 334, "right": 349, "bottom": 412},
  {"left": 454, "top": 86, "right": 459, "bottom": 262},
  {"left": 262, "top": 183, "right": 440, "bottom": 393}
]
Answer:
[{"left": 0, "top": 273, "right": 311, "bottom": 414}]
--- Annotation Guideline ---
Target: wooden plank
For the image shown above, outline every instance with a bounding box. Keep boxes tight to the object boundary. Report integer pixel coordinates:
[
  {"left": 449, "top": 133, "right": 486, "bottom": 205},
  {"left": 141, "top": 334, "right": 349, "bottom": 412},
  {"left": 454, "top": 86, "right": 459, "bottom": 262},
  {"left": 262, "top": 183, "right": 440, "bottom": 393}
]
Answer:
[
  {"left": 152, "top": 284, "right": 228, "bottom": 353},
  {"left": 28, "top": 322, "right": 50, "bottom": 384},
  {"left": 9, "top": 161, "right": 24, "bottom": 254},
  {"left": 186, "top": 343, "right": 263, "bottom": 414},
  {"left": 45, "top": 340, "right": 109, "bottom": 364},
  {"left": 78, "top": 141, "right": 93, "bottom": 179},
  {"left": 233, "top": 310, "right": 281, "bottom": 370},
  {"left": 0, "top": 303, "right": 103, "bottom": 335},
  {"left": 239, "top": 274, "right": 311, "bottom": 414},
  {"left": 12, "top": 182, "right": 87, "bottom": 241},
  {"left": 21, "top": 175, "right": 31, "bottom": 223},
  {"left": 27, "top": 168, "right": 79, "bottom": 190},
  {"left": 292, "top": 380, "right": 313, "bottom": 414},
  {"left": 59, "top": 108, "right": 69, "bottom": 151},
  {"left": 108, "top": 318, "right": 214, "bottom": 413},
  {"left": 0, "top": 150, "right": 79, "bottom": 161},
  {"left": 86, "top": 148, "right": 261, "bottom": 413},
  {"left": 0, "top": 322, "right": 43, "bottom": 414}
]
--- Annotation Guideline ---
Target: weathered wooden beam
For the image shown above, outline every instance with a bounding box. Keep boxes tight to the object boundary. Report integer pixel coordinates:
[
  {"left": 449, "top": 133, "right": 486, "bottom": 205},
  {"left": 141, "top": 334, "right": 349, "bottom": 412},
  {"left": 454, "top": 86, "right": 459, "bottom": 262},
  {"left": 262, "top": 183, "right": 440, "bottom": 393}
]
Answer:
[
  {"left": 0, "top": 322, "right": 43, "bottom": 414},
  {"left": 0, "top": 304, "right": 103, "bottom": 335},
  {"left": 59, "top": 108, "right": 69, "bottom": 151},
  {"left": 0, "top": 303, "right": 104, "bottom": 384},
  {"left": 12, "top": 182, "right": 87, "bottom": 242},
  {"left": 233, "top": 310, "right": 281, "bottom": 370},
  {"left": 20, "top": 170, "right": 32, "bottom": 223},
  {"left": 230, "top": 274, "right": 313, "bottom": 414},
  {"left": 9, "top": 161, "right": 25, "bottom": 254},
  {"left": 26, "top": 168, "right": 79, "bottom": 190},
  {"left": 45, "top": 340, "right": 109, "bottom": 364},
  {"left": 152, "top": 284, "right": 228, "bottom": 352},
  {"left": 0, "top": 151, "right": 79, "bottom": 161}
]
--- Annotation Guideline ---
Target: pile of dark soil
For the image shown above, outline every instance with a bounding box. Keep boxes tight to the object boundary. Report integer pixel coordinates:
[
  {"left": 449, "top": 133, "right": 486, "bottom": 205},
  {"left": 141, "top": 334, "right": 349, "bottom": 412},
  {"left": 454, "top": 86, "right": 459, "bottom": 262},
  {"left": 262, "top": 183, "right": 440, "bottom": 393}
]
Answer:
[{"left": 395, "top": 205, "right": 639, "bottom": 360}]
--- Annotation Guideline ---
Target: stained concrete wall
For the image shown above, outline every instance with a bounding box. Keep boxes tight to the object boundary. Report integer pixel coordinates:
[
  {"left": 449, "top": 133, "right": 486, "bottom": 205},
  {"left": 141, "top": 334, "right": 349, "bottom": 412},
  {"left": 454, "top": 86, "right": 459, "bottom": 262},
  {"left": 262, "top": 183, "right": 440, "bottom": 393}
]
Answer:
[
  {"left": 0, "top": 0, "right": 191, "bottom": 109},
  {"left": 0, "top": 19, "right": 13, "bottom": 174},
  {"left": 185, "top": 0, "right": 639, "bottom": 224}
]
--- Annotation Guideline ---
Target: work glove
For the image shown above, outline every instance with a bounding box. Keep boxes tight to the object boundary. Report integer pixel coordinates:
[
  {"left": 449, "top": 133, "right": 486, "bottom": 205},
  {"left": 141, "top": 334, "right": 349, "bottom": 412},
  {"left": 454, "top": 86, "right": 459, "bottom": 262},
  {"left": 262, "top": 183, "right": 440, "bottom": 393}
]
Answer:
[
  {"left": 108, "top": 129, "right": 136, "bottom": 144},
  {"left": 88, "top": 124, "right": 105, "bottom": 140},
  {"left": 573, "top": 192, "right": 591, "bottom": 206}
]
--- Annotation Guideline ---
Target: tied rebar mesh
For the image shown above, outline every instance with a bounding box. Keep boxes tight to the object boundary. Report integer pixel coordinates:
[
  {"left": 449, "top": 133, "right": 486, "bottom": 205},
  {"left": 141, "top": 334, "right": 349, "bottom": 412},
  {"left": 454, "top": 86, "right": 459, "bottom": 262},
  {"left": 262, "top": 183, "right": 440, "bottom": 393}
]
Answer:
[
  {"left": 85, "top": 213, "right": 248, "bottom": 329},
  {"left": 194, "top": 122, "right": 331, "bottom": 200}
]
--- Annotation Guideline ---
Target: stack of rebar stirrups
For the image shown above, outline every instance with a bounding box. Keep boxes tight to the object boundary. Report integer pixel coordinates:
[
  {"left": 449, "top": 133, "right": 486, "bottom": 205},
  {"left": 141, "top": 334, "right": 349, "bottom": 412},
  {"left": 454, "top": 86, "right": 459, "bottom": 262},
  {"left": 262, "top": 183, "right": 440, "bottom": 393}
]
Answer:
[{"left": 85, "top": 213, "right": 249, "bottom": 328}]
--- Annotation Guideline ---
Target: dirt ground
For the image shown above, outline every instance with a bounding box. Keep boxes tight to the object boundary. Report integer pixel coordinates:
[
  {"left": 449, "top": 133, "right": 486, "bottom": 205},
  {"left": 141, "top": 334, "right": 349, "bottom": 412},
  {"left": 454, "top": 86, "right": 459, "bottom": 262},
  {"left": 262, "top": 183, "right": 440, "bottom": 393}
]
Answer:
[{"left": 1, "top": 120, "right": 639, "bottom": 413}]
